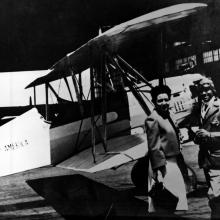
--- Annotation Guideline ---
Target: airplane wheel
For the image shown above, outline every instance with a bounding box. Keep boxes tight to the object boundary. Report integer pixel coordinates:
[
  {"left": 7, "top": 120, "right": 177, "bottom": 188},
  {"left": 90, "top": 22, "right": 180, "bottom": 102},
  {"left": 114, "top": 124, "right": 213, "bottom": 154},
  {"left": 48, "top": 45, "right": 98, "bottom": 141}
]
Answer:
[{"left": 131, "top": 157, "right": 148, "bottom": 189}]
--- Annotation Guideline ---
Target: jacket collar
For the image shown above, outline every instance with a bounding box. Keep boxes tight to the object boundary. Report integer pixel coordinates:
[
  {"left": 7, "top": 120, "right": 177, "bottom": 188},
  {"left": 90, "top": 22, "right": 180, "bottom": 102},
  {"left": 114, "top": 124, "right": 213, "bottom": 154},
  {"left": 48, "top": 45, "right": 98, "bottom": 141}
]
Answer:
[{"left": 202, "top": 97, "right": 220, "bottom": 123}]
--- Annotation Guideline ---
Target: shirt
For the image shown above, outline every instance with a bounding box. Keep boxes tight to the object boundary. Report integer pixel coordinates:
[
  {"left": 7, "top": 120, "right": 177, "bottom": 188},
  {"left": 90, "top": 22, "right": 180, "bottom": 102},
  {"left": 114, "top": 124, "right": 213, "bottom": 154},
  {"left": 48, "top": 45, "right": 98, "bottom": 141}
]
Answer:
[{"left": 201, "top": 96, "right": 215, "bottom": 119}]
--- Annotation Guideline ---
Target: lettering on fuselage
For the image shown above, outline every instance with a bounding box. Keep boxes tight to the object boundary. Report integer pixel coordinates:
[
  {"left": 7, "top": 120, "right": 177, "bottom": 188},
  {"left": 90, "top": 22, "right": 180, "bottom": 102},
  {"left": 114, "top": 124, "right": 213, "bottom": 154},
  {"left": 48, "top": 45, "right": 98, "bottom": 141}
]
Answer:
[{"left": 0, "top": 140, "right": 29, "bottom": 151}]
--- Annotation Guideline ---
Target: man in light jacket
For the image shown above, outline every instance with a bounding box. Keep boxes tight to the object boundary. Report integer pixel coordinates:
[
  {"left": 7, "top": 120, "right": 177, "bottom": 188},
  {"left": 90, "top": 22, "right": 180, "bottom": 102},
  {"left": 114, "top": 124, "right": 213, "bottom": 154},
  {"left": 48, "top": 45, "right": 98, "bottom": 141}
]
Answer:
[{"left": 194, "top": 77, "right": 220, "bottom": 219}]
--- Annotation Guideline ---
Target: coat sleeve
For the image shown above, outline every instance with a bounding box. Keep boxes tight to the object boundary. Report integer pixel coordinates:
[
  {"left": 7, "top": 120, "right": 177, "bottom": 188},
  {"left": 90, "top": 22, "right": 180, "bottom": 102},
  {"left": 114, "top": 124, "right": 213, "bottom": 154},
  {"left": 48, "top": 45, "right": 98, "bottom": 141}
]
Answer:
[
  {"left": 207, "top": 112, "right": 220, "bottom": 151},
  {"left": 209, "top": 133, "right": 220, "bottom": 151},
  {"left": 145, "top": 117, "right": 166, "bottom": 170},
  {"left": 209, "top": 131, "right": 220, "bottom": 151}
]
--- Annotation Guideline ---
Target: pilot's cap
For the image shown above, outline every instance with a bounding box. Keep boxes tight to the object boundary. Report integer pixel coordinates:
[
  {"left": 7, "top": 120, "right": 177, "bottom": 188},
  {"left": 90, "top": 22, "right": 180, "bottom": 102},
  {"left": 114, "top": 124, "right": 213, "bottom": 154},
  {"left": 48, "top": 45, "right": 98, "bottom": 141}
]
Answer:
[{"left": 198, "top": 77, "right": 216, "bottom": 93}]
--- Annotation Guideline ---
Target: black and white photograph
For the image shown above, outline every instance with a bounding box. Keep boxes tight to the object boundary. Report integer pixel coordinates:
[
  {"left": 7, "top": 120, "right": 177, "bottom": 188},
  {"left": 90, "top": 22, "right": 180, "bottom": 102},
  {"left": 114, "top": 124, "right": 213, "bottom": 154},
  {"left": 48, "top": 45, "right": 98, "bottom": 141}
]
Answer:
[{"left": 0, "top": 0, "right": 219, "bottom": 219}]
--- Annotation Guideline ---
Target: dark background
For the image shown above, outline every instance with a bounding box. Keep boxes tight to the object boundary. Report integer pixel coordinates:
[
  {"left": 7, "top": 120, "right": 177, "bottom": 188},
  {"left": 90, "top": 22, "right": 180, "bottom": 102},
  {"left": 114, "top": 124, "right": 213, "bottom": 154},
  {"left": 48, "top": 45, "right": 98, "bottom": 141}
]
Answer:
[{"left": 0, "top": 0, "right": 217, "bottom": 77}]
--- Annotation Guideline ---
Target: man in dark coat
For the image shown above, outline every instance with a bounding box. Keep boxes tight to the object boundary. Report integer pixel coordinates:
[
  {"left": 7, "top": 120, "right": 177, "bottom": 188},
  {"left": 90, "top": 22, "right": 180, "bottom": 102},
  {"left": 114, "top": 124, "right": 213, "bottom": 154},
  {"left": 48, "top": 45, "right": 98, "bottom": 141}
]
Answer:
[{"left": 194, "top": 77, "right": 220, "bottom": 219}]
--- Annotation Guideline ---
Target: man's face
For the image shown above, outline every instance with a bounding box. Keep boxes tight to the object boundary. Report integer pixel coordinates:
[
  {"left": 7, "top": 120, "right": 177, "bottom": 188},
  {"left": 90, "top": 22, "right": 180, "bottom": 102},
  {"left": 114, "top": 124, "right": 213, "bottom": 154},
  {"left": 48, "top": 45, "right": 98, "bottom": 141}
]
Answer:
[
  {"left": 155, "top": 93, "right": 170, "bottom": 113},
  {"left": 200, "top": 84, "right": 214, "bottom": 103}
]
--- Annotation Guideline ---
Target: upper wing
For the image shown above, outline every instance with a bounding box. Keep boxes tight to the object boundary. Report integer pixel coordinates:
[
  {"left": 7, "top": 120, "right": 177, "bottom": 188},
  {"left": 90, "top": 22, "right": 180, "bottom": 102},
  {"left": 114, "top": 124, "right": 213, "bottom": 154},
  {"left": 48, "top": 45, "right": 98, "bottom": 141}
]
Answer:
[
  {"left": 26, "top": 3, "right": 206, "bottom": 88},
  {"left": 52, "top": 3, "right": 206, "bottom": 71}
]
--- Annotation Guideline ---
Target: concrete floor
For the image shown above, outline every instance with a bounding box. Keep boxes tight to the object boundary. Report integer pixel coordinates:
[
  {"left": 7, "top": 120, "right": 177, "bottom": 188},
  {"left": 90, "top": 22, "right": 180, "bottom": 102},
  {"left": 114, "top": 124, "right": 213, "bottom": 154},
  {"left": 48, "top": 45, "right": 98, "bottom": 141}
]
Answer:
[
  {"left": 0, "top": 137, "right": 212, "bottom": 220},
  {"left": 0, "top": 150, "right": 211, "bottom": 219}
]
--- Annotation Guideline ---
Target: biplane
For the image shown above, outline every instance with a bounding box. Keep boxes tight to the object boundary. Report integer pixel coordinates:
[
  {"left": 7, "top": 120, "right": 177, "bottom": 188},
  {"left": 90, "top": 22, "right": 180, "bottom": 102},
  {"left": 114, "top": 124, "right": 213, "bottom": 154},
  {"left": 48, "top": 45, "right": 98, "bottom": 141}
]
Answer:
[{"left": 0, "top": 3, "right": 207, "bottom": 180}]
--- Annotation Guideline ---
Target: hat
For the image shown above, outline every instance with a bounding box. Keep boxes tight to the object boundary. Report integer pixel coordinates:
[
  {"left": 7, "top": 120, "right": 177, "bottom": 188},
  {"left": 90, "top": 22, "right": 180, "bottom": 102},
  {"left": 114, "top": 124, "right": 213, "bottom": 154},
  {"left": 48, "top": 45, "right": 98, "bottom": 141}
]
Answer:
[
  {"left": 199, "top": 77, "right": 214, "bottom": 87},
  {"left": 198, "top": 77, "right": 216, "bottom": 93}
]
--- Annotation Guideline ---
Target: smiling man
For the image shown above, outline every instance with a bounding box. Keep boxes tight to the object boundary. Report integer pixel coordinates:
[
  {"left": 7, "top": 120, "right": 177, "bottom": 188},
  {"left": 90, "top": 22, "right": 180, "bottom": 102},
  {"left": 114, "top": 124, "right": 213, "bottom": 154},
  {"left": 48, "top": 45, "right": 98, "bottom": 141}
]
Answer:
[{"left": 194, "top": 77, "right": 220, "bottom": 219}]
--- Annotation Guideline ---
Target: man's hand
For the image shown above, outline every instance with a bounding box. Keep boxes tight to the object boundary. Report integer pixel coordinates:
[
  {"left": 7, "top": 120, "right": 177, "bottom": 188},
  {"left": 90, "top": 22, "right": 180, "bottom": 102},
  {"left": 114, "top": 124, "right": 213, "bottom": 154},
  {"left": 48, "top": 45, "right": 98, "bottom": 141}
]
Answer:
[
  {"left": 196, "top": 129, "right": 210, "bottom": 138},
  {"left": 194, "top": 129, "right": 210, "bottom": 144}
]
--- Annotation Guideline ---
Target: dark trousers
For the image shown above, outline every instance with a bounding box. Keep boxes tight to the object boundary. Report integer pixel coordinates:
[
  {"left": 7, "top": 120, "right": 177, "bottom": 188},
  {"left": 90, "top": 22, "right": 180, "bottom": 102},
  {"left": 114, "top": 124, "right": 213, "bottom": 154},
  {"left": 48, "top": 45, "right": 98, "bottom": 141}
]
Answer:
[{"left": 204, "top": 168, "right": 220, "bottom": 219}]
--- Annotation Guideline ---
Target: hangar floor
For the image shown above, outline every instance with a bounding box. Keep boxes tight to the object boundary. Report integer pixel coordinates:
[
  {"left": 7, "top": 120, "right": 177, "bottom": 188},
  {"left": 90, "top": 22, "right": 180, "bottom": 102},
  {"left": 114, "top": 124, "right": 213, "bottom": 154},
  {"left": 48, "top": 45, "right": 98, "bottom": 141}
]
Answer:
[{"left": 0, "top": 141, "right": 210, "bottom": 219}]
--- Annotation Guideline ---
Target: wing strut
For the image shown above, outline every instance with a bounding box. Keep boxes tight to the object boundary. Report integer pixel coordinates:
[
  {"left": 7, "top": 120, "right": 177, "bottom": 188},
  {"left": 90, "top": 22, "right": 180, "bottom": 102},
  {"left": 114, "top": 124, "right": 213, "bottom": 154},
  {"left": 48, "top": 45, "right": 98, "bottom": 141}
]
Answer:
[
  {"left": 70, "top": 68, "right": 84, "bottom": 116},
  {"left": 78, "top": 73, "right": 83, "bottom": 99},
  {"left": 101, "top": 54, "right": 107, "bottom": 153},
  {"left": 157, "top": 28, "right": 166, "bottom": 85},
  {"left": 33, "top": 86, "right": 36, "bottom": 105},
  {"left": 88, "top": 51, "right": 151, "bottom": 163},
  {"left": 89, "top": 50, "right": 153, "bottom": 163},
  {"left": 116, "top": 55, "right": 152, "bottom": 88},
  {"left": 90, "top": 66, "right": 96, "bottom": 163},
  {"left": 106, "top": 53, "right": 151, "bottom": 116},
  {"left": 90, "top": 55, "right": 109, "bottom": 162},
  {"left": 64, "top": 77, "right": 74, "bottom": 102},
  {"left": 45, "top": 83, "right": 49, "bottom": 121}
]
